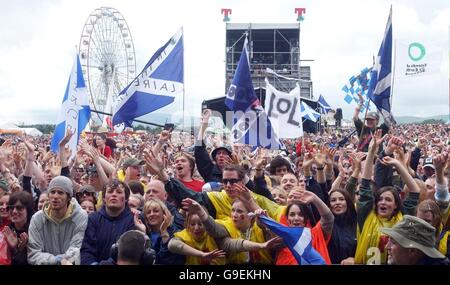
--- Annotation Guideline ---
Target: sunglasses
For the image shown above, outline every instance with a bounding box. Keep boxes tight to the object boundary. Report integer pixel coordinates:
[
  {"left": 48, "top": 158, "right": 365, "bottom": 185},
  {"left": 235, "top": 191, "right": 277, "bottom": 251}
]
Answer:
[
  {"left": 222, "top": 178, "right": 241, "bottom": 185},
  {"left": 8, "top": 205, "right": 25, "bottom": 212},
  {"left": 76, "top": 191, "right": 95, "bottom": 197}
]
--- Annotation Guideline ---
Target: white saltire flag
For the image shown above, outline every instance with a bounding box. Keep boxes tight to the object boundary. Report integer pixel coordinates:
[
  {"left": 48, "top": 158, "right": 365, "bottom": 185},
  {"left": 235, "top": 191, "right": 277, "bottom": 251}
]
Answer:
[
  {"left": 51, "top": 53, "right": 91, "bottom": 158},
  {"left": 300, "top": 101, "right": 320, "bottom": 122},
  {"left": 113, "top": 28, "right": 184, "bottom": 126},
  {"left": 264, "top": 78, "right": 303, "bottom": 138}
]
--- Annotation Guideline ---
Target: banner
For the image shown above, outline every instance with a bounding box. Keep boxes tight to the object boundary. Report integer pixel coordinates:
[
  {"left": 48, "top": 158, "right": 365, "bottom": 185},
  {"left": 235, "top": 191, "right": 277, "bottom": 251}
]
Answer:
[
  {"left": 396, "top": 39, "right": 443, "bottom": 77},
  {"left": 265, "top": 79, "right": 303, "bottom": 138}
]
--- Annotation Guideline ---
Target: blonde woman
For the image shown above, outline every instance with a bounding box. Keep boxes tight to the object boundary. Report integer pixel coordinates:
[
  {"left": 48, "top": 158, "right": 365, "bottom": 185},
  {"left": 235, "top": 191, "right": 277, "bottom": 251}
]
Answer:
[{"left": 134, "top": 198, "right": 184, "bottom": 265}]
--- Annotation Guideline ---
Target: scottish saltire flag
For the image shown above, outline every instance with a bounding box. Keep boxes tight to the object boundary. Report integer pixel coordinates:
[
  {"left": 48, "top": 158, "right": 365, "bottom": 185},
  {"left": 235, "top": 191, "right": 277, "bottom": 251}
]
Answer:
[
  {"left": 367, "top": 8, "right": 396, "bottom": 125},
  {"left": 300, "top": 101, "right": 320, "bottom": 122},
  {"left": 317, "top": 95, "right": 331, "bottom": 114},
  {"left": 258, "top": 216, "right": 326, "bottom": 265},
  {"left": 113, "top": 28, "right": 184, "bottom": 126},
  {"left": 225, "top": 36, "right": 283, "bottom": 149},
  {"left": 51, "top": 53, "right": 91, "bottom": 157}
]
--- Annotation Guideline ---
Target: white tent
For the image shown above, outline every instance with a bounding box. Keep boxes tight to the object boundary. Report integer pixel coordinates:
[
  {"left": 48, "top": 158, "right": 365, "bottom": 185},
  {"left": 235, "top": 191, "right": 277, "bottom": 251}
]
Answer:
[{"left": 21, "top": 128, "right": 43, "bottom": 137}]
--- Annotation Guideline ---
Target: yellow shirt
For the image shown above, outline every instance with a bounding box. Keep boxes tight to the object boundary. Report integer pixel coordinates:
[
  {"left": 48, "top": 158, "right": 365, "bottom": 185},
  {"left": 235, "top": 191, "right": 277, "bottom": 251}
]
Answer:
[
  {"left": 174, "top": 230, "right": 225, "bottom": 265},
  {"left": 207, "top": 190, "right": 285, "bottom": 221},
  {"left": 216, "top": 217, "right": 273, "bottom": 264}
]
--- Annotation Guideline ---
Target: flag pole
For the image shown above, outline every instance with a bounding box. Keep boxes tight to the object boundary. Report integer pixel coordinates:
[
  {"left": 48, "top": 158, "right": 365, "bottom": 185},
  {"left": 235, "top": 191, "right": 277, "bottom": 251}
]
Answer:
[
  {"left": 182, "top": 26, "right": 185, "bottom": 131},
  {"left": 390, "top": 39, "right": 396, "bottom": 116},
  {"left": 358, "top": 96, "right": 371, "bottom": 147}
]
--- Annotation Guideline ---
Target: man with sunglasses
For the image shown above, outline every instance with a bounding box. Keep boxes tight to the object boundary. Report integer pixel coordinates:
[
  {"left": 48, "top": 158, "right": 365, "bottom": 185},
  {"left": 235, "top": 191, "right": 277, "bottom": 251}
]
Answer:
[
  {"left": 146, "top": 157, "right": 284, "bottom": 221},
  {"left": 75, "top": 185, "right": 98, "bottom": 206}
]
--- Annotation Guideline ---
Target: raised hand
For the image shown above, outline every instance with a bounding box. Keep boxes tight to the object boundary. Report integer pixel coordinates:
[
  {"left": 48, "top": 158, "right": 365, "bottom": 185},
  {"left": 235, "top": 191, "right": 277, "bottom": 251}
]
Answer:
[
  {"left": 181, "top": 198, "right": 204, "bottom": 216},
  {"left": 2, "top": 227, "right": 18, "bottom": 249},
  {"left": 302, "top": 151, "right": 314, "bottom": 168},
  {"left": 160, "top": 210, "right": 174, "bottom": 234},
  {"left": 314, "top": 151, "right": 327, "bottom": 167},
  {"left": 133, "top": 212, "right": 146, "bottom": 233},
  {"left": 253, "top": 208, "right": 268, "bottom": 217},
  {"left": 379, "top": 156, "right": 401, "bottom": 167},
  {"left": 59, "top": 129, "right": 74, "bottom": 147},
  {"left": 201, "top": 109, "right": 212, "bottom": 125},
  {"left": 349, "top": 152, "right": 366, "bottom": 171},
  {"left": 297, "top": 190, "right": 316, "bottom": 205},
  {"left": 385, "top": 136, "right": 404, "bottom": 155},
  {"left": 433, "top": 152, "right": 448, "bottom": 173},
  {"left": 159, "top": 130, "right": 171, "bottom": 143},
  {"left": 368, "top": 129, "right": 384, "bottom": 154},
  {"left": 17, "top": 232, "right": 28, "bottom": 251},
  {"left": 233, "top": 183, "right": 253, "bottom": 204},
  {"left": 325, "top": 147, "right": 337, "bottom": 166},
  {"left": 143, "top": 150, "right": 165, "bottom": 176}
]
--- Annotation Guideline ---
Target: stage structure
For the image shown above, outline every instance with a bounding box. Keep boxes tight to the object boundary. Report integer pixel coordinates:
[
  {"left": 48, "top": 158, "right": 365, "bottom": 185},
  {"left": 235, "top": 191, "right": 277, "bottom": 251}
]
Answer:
[{"left": 203, "top": 20, "right": 319, "bottom": 133}]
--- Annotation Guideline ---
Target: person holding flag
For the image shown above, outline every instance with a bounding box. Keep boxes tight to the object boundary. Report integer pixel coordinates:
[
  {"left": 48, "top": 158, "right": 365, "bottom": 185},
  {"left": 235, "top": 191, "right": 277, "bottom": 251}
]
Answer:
[
  {"left": 50, "top": 52, "right": 91, "bottom": 159},
  {"left": 353, "top": 92, "right": 389, "bottom": 152},
  {"left": 258, "top": 188, "right": 334, "bottom": 265}
]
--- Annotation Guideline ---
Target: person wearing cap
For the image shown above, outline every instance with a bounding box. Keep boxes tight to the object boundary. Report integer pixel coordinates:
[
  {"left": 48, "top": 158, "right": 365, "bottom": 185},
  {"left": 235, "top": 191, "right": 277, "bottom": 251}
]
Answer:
[
  {"left": 382, "top": 215, "right": 449, "bottom": 265},
  {"left": 193, "top": 109, "right": 262, "bottom": 196},
  {"left": 117, "top": 157, "right": 145, "bottom": 183},
  {"left": 75, "top": 185, "right": 98, "bottom": 207},
  {"left": 194, "top": 109, "right": 236, "bottom": 182},
  {"left": 421, "top": 157, "right": 436, "bottom": 182},
  {"left": 353, "top": 93, "right": 389, "bottom": 152},
  {"left": 27, "top": 176, "right": 88, "bottom": 265}
]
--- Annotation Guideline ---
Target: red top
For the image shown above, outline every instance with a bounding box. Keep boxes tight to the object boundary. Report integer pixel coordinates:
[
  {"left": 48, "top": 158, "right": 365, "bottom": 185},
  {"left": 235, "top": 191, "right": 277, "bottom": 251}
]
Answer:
[
  {"left": 179, "top": 179, "right": 205, "bottom": 192},
  {"left": 99, "top": 145, "right": 112, "bottom": 158},
  {"left": 276, "top": 215, "right": 331, "bottom": 265}
]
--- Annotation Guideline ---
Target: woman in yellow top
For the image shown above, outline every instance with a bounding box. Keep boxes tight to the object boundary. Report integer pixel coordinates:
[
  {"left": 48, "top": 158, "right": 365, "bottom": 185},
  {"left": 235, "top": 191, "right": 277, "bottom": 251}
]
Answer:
[
  {"left": 182, "top": 198, "right": 282, "bottom": 265},
  {"left": 168, "top": 210, "right": 226, "bottom": 265},
  {"left": 354, "top": 131, "right": 420, "bottom": 264}
]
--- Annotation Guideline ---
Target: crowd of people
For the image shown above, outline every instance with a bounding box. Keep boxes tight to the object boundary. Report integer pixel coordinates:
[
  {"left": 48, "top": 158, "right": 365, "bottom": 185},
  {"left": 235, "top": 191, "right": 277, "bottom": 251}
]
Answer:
[{"left": 0, "top": 103, "right": 449, "bottom": 265}]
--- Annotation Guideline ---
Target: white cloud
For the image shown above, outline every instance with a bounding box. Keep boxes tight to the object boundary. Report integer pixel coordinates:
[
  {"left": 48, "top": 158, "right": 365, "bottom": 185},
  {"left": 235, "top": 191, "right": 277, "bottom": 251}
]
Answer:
[{"left": 0, "top": 0, "right": 449, "bottom": 124}]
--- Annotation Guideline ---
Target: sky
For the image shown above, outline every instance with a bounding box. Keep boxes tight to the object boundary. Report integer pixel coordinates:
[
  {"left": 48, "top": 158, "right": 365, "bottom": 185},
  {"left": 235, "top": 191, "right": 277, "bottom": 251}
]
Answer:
[{"left": 0, "top": 0, "right": 449, "bottom": 125}]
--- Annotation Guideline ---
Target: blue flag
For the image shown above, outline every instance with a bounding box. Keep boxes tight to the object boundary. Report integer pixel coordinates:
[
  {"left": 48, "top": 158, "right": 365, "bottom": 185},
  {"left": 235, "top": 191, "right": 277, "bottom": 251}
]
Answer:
[
  {"left": 344, "top": 94, "right": 354, "bottom": 104},
  {"left": 367, "top": 8, "right": 396, "bottom": 125},
  {"left": 51, "top": 53, "right": 91, "bottom": 156},
  {"left": 300, "top": 101, "right": 320, "bottom": 122},
  {"left": 113, "top": 28, "right": 184, "bottom": 126},
  {"left": 317, "top": 95, "right": 331, "bottom": 114},
  {"left": 258, "top": 215, "right": 326, "bottom": 265},
  {"left": 225, "top": 36, "right": 283, "bottom": 150}
]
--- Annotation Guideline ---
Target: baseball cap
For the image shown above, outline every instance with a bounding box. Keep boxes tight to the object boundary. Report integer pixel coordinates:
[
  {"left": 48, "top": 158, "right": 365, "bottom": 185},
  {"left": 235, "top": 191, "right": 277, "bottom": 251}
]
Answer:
[
  {"left": 123, "top": 158, "right": 145, "bottom": 169},
  {"left": 365, "top": 112, "right": 379, "bottom": 120},
  {"left": 423, "top": 157, "right": 435, "bottom": 170}
]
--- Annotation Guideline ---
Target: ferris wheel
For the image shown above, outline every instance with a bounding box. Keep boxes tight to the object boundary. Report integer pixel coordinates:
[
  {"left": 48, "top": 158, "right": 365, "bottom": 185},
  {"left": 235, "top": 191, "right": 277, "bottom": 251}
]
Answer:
[{"left": 78, "top": 7, "right": 136, "bottom": 125}]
